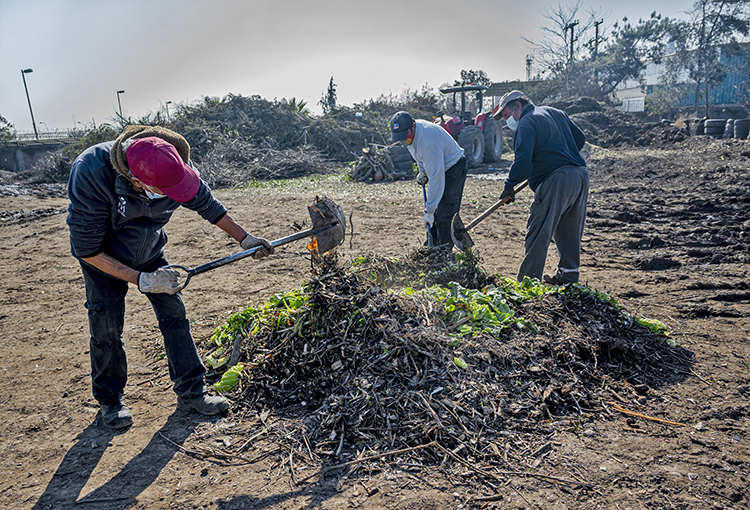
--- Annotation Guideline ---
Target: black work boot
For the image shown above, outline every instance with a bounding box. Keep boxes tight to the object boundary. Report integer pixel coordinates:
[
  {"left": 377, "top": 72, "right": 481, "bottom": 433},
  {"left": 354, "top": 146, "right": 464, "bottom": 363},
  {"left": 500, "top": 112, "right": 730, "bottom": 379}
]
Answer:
[
  {"left": 543, "top": 269, "right": 578, "bottom": 286},
  {"left": 100, "top": 401, "right": 133, "bottom": 429},
  {"left": 177, "top": 393, "right": 229, "bottom": 415}
]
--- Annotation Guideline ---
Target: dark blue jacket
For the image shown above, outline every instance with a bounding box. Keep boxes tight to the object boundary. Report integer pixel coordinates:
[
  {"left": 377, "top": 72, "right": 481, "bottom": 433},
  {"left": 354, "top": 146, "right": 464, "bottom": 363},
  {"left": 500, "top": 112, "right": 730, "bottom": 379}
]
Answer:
[
  {"left": 506, "top": 105, "right": 586, "bottom": 191},
  {"left": 67, "top": 141, "right": 227, "bottom": 270}
]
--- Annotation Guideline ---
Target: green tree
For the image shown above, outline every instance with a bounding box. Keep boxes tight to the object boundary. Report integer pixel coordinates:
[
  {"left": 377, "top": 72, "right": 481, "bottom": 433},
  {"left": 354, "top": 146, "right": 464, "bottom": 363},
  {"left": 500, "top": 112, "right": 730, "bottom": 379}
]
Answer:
[
  {"left": 591, "top": 12, "right": 672, "bottom": 97},
  {"left": 646, "top": 57, "right": 691, "bottom": 117},
  {"left": 671, "top": 0, "right": 750, "bottom": 115},
  {"left": 523, "top": 3, "right": 671, "bottom": 101},
  {"left": 0, "top": 114, "right": 13, "bottom": 145},
  {"left": 454, "top": 69, "right": 492, "bottom": 87},
  {"left": 319, "top": 77, "right": 337, "bottom": 114}
]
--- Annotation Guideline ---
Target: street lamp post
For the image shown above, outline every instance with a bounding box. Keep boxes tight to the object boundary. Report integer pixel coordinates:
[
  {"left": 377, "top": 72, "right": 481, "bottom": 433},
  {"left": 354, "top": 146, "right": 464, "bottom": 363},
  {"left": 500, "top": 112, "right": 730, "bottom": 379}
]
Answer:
[
  {"left": 166, "top": 101, "right": 172, "bottom": 122},
  {"left": 21, "top": 69, "right": 39, "bottom": 140},
  {"left": 117, "top": 90, "right": 125, "bottom": 117}
]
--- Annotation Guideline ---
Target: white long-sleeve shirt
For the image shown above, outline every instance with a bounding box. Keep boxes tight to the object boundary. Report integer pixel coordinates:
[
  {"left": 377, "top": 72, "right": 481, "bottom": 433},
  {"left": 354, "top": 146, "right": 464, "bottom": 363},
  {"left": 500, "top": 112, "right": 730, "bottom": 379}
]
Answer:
[{"left": 407, "top": 120, "right": 464, "bottom": 214}]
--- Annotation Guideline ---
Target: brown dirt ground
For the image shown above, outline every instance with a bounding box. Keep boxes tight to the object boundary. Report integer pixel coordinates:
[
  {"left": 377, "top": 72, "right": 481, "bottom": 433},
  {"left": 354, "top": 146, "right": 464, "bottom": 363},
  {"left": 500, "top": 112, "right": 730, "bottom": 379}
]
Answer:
[{"left": 1, "top": 135, "right": 749, "bottom": 510}]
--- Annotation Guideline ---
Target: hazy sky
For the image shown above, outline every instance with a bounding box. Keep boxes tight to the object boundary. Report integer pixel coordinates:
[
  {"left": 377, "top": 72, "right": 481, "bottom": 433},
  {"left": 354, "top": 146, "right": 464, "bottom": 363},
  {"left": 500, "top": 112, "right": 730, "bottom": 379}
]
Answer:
[{"left": 1, "top": 0, "right": 693, "bottom": 132}]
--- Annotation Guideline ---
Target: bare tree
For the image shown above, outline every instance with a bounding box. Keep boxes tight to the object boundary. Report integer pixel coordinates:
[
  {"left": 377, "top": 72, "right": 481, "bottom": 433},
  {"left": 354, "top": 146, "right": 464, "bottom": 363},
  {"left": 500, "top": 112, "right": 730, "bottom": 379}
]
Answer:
[
  {"left": 522, "top": 4, "right": 602, "bottom": 72},
  {"left": 522, "top": 2, "right": 604, "bottom": 96}
]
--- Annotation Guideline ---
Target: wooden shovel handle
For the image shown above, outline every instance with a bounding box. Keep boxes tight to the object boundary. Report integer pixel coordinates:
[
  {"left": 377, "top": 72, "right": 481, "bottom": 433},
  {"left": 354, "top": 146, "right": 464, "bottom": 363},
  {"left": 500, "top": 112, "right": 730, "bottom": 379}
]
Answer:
[{"left": 464, "top": 180, "right": 528, "bottom": 231}]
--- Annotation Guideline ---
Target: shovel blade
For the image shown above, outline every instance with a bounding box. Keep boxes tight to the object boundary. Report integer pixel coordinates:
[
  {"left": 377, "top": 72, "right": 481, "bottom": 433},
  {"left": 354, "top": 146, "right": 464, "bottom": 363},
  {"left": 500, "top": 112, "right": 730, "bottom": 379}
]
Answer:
[
  {"left": 308, "top": 196, "right": 346, "bottom": 254},
  {"left": 451, "top": 212, "right": 474, "bottom": 252}
]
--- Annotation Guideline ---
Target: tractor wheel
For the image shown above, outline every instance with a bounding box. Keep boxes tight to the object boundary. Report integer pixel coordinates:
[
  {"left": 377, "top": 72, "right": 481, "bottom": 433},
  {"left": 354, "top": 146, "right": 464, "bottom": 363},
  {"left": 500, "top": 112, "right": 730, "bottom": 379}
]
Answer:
[
  {"left": 457, "top": 125, "right": 485, "bottom": 168},
  {"left": 482, "top": 117, "right": 503, "bottom": 163}
]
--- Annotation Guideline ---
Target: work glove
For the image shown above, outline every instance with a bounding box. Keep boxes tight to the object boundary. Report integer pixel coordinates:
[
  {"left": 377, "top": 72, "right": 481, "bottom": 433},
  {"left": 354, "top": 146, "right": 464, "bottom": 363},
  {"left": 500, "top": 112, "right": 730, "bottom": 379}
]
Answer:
[
  {"left": 138, "top": 267, "right": 181, "bottom": 294},
  {"left": 241, "top": 233, "right": 274, "bottom": 260},
  {"left": 416, "top": 170, "right": 428, "bottom": 186},
  {"left": 500, "top": 183, "right": 516, "bottom": 204},
  {"left": 423, "top": 211, "right": 434, "bottom": 229}
]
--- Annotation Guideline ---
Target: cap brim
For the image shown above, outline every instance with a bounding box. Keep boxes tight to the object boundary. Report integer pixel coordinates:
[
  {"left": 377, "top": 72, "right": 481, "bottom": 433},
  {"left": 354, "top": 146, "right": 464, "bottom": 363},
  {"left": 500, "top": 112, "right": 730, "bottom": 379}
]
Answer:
[
  {"left": 391, "top": 129, "right": 408, "bottom": 142},
  {"left": 159, "top": 163, "right": 201, "bottom": 202},
  {"left": 491, "top": 104, "right": 504, "bottom": 120}
]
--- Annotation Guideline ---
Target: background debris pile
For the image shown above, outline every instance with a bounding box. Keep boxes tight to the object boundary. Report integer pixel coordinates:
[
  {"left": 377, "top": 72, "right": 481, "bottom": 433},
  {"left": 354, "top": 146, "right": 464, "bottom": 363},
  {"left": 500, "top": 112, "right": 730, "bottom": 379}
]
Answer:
[
  {"left": 197, "top": 137, "right": 337, "bottom": 186},
  {"left": 207, "top": 254, "right": 694, "bottom": 478},
  {"left": 348, "top": 143, "right": 415, "bottom": 182}
]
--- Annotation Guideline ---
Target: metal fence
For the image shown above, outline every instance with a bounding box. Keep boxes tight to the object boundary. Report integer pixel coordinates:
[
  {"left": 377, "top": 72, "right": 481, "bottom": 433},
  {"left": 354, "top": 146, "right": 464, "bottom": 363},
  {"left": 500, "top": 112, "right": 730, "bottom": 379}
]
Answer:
[{"left": 11, "top": 130, "right": 78, "bottom": 142}]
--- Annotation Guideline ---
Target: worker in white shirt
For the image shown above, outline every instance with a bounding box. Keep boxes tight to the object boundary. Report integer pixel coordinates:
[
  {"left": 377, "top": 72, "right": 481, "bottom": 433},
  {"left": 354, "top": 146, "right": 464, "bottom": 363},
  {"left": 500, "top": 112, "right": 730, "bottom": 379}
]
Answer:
[{"left": 389, "top": 111, "right": 467, "bottom": 248}]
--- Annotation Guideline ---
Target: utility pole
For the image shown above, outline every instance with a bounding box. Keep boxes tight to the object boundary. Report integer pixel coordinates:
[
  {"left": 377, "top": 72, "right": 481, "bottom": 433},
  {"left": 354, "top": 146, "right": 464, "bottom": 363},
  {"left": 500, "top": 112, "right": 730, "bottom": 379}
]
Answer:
[
  {"left": 565, "top": 20, "right": 579, "bottom": 65},
  {"left": 593, "top": 19, "right": 604, "bottom": 59}
]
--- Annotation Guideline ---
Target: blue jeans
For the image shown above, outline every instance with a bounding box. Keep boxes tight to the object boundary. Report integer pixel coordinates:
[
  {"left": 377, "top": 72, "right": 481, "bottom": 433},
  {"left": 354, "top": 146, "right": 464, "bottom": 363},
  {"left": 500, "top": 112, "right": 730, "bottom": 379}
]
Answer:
[{"left": 80, "top": 258, "right": 206, "bottom": 405}]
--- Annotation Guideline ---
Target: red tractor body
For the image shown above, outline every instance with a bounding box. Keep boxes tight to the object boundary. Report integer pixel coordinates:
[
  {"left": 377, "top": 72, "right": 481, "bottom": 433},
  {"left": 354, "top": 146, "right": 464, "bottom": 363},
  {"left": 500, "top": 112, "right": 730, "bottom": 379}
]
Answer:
[{"left": 434, "top": 85, "right": 503, "bottom": 167}]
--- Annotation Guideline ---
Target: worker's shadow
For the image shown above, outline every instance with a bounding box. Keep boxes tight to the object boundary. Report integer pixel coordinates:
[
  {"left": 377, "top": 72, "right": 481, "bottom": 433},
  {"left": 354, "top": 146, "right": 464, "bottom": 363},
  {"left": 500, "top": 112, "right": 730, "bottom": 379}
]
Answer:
[{"left": 31, "top": 410, "right": 209, "bottom": 509}]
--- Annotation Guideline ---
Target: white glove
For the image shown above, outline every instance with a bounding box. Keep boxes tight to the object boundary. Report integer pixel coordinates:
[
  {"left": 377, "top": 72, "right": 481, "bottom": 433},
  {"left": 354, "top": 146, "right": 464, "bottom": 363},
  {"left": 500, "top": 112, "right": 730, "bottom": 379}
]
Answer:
[
  {"left": 241, "top": 233, "right": 274, "bottom": 260},
  {"left": 423, "top": 211, "right": 434, "bottom": 229},
  {"left": 416, "top": 170, "right": 428, "bottom": 185},
  {"left": 138, "top": 267, "right": 181, "bottom": 294}
]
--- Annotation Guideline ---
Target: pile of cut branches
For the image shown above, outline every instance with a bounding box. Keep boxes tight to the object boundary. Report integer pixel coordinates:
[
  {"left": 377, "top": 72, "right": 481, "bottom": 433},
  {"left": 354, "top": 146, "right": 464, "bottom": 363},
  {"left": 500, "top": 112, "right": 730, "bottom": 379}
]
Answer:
[
  {"left": 198, "top": 251, "right": 694, "bottom": 486},
  {"left": 198, "top": 137, "right": 336, "bottom": 186},
  {"left": 348, "top": 143, "right": 414, "bottom": 182}
]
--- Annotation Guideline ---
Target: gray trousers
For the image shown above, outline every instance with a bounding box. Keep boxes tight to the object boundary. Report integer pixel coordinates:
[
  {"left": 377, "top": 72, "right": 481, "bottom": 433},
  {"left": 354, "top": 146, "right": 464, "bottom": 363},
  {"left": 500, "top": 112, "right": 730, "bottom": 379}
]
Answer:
[{"left": 518, "top": 165, "right": 589, "bottom": 283}]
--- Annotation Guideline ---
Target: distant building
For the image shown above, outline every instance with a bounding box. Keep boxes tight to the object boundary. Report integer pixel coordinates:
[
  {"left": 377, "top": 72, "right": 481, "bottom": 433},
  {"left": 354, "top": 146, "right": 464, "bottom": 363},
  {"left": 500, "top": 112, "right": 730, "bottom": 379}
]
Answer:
[{"left": 613, "top": 42, "right": 749, "bottom": 116}]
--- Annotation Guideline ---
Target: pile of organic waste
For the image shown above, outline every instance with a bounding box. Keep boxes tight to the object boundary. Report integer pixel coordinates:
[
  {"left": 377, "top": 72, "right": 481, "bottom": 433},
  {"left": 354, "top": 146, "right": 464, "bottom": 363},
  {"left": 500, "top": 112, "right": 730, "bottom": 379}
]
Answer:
[{"left": 199, "top": 250, "right": 694, "bottom": 483}]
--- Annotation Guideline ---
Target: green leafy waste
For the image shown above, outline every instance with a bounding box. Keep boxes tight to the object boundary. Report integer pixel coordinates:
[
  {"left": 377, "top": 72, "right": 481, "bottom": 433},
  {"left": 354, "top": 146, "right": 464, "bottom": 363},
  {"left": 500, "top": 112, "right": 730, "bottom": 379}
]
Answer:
[
  {"left": 213, "top": 363, "right": 245, "bottom": 392},
  {"left": 415, "top": 277, "right": 548, "bottom": 338},
  {"left": 205, "top": 267, "right": 673, "bottom": 378}
]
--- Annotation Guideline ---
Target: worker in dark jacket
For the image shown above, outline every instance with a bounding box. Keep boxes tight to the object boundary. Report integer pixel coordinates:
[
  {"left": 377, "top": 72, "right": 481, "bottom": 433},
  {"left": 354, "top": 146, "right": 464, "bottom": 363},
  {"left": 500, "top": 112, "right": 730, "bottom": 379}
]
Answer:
[
  {"left": 67, "top": 125, "right": 273, "bottom": 429},
  {"left": 493, "top": 91, "right": 589, "bottom": 285}
]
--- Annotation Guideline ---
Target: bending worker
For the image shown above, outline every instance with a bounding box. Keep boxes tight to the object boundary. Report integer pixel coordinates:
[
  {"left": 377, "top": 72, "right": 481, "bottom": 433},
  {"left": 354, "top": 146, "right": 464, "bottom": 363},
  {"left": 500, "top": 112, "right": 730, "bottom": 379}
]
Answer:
[
  {"left": 67, "top": 125, "right": 273, "bottom": 429},
  {"left": 493, "top": 90, "right": 589, "bottom": 285},
  {"left": 389, "top": 111, "right": 467, "bottom": 248}
]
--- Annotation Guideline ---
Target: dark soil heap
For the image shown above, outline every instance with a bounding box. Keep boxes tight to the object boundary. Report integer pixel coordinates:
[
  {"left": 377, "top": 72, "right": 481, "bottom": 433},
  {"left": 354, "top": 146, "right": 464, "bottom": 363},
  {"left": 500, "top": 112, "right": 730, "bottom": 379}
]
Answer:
[{"left": 204, "top": 251, "right": 694, "bottom": 480}]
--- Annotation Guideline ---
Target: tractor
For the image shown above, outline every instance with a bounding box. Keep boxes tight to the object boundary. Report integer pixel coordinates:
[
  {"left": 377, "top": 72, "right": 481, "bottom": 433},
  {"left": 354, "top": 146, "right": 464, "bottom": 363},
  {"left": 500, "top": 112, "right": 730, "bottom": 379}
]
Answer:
[{"left": 434, "top": 84, "right": 503, "bottom": 168}]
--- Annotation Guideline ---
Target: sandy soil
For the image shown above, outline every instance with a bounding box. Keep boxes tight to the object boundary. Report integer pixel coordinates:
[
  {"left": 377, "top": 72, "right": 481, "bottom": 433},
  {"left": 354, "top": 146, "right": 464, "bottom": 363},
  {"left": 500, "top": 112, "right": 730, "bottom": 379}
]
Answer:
[{"left": 0, "top": 136, "right": 748, "bottom": 509}]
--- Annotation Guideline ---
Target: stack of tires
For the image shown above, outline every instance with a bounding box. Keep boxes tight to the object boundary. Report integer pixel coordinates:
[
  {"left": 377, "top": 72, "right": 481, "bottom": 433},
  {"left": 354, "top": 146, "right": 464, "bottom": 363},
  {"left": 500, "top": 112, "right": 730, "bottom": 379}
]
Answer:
[
  {"left": 387, "top": 145, "right": 415, "bottom": 176},
  {"left": 690, "top": 118, "right": 705, "bottom": 136},
  {"left": 734, "top": 118, "right": 750, "bottom": 139},
  {"left": 703, "top": 119, "right": 726, "bottom": 138},
  {"left": 722, "top": 119, "right": 735, "bottom": 138}
]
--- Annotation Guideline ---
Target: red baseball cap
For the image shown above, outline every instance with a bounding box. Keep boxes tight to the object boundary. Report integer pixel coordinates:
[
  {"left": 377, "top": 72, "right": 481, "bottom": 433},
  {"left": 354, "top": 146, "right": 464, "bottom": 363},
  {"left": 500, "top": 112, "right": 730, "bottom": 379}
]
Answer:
[{"left": 125, "top": 137, "right": 200, "bottom": 202}]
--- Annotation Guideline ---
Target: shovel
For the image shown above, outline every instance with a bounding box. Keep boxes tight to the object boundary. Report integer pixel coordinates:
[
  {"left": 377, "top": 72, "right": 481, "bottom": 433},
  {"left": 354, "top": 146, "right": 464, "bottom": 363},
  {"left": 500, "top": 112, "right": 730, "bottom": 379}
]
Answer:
[
  {"left": 166, "top": 197, "right": 346, "bottom": 291},
  {"left": 451, "top": 180, "right": 528, "bottom": 251},
  {"left": 422, "top": 183, "right": 434, "bottom": 247}
]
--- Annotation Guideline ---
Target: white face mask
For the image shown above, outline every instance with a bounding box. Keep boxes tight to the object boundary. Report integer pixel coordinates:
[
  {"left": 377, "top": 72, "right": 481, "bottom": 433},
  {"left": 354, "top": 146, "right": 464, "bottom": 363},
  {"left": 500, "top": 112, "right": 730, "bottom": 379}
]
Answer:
[
  {"left": 505, "top": 108, "right": 519, "bottom": 130},
  {"left": 145, "top": 190, "right": 167, "bottom": 200}
]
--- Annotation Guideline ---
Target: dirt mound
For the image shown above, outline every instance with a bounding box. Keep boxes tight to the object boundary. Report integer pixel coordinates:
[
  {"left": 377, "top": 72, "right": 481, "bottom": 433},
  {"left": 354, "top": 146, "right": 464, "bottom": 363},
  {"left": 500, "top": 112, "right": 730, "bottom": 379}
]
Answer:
[
  {"left": 542, "top": 96, "right": 689, "bottom": 148},
  {"left": 546, "top": 96, "right": 604, "bottom": 115},
  {"left": 201, "top": 252, "right": 690, "bottom": 481},
  {"left": 569, "top": 109, "right": 651, "bottom": 147},
  {"left": 635, "top": 124, "right": 690, "bottom": 147}
]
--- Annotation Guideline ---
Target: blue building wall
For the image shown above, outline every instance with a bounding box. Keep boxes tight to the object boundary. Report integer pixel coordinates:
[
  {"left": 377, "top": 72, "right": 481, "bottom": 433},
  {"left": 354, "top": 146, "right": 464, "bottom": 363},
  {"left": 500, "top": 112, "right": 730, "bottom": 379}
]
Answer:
[{"left": 671, "top": 53, "right": 749, "bottom": 107}]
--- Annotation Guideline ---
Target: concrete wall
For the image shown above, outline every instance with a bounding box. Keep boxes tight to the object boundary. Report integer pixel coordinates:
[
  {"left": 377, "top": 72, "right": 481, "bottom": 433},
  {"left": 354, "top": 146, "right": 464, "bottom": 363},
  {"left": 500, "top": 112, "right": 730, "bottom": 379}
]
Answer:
[{"left": 0, "top": 142, "right": 64, "bottom": 173}]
